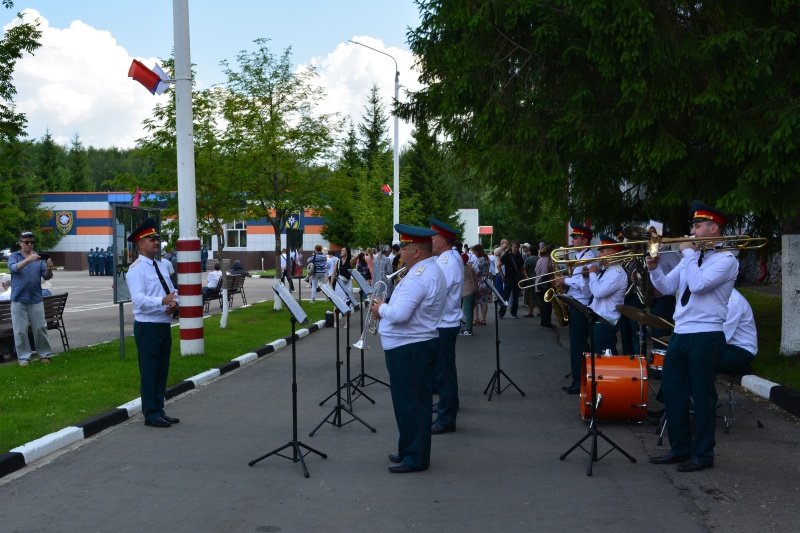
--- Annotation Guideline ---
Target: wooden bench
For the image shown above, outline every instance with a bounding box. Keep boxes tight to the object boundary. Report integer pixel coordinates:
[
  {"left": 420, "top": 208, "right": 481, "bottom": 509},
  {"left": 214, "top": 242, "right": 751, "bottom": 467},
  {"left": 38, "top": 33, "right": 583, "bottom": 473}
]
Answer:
[
  {"left": 0, "top": 293, "right": 70, "bottom": 358},
  {"left": 203, "top": 275, "right": 247, "bottom": 312}
]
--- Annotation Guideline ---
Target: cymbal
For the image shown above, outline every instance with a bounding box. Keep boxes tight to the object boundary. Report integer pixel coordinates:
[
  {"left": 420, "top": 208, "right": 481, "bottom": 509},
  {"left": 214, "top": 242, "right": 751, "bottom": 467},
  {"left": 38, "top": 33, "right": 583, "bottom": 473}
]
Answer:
[{"left": 616, "top": 305, "right": 674, "bottom": 330}]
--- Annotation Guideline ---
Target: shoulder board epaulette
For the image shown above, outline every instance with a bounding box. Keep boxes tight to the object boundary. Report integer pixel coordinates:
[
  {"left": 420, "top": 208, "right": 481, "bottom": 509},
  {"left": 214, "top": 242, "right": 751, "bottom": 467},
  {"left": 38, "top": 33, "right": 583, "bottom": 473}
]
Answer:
[
  {"left": 129, "top": 258, "right": 141, "bottom": 267},
  {"left": 414, "top": 265, "right": 426, "bottom": 276}
]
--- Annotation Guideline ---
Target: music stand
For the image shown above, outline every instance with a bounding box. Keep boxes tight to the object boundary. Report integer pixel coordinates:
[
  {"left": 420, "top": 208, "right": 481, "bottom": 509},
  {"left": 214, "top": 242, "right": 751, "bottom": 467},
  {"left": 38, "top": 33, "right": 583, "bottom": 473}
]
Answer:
[
  {"left": 309, "top": 283, "right": 376, "bottom": 436},
  {"left": 558, "top": 294, "right": 637, "bottom": 475},
  {"left": 349, "top": 269, "right": 390, "bottom": 389},
  {"left": 319, "top": 277, "right": 376, "bottom": 406},
  {"left": 482, "top": 279, "right": 525, "bottom": 400},
  {"left": 249, "top": 283, "right": 326, "bottom": 477}
]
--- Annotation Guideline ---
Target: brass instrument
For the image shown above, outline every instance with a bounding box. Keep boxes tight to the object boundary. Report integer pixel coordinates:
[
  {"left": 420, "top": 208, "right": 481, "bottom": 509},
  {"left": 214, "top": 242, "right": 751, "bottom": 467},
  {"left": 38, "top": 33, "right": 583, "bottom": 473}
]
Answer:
[
  {"left": 544, "top": 285, "right": 569, "bottom": 327},
  {"left": 552, "top": 229, "right": 767, "bottom": 264},
  {"left": 517, "top": 266, "right": 576, "bottom": 290},
  {"left": 353, "top": 266, "right": 407, "bottom": 350}
]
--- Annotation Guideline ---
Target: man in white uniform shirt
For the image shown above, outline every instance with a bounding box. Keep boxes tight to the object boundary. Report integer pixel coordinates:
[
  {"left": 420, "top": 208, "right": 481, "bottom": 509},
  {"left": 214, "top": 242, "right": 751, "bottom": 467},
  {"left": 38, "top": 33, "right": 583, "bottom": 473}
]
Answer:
[
  {"left": 126, "top": 218, "right": 181, "bottom": 428},
  {"left": 430, "top": 217, "right": 465, "bottom": 434},
  {"left": 370, "top": 224, "right": 445, "bottom": 473},
  {"left": 587, "top": 234, "right": 628, "bottom": 354},
  {"left": 720, "top": 288, "right": 758, "bottom": 374},
  {"left": 647, "top": 201, "right": 738, "bottom": 472},
  {"left": 555, "top": 223, "right": 597, "bottom": 394}
]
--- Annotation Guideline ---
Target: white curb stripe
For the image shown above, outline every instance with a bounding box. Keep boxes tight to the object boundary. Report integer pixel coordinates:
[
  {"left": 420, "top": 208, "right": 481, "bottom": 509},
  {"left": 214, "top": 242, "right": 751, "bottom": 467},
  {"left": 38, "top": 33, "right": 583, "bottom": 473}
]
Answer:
[
  {"left": 189, "top": 368, "right": 221, "bottom": 386},
  {"left": 10, "top": 427, "right": 84, "bottom": 464},
  {"left": 741, "top": 375, "right": 779, "bottom": 399}
]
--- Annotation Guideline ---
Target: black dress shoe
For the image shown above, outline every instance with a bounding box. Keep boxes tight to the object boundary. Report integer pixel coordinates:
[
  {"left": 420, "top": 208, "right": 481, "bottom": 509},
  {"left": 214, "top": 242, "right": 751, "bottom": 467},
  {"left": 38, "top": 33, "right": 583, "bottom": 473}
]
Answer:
[
  {"left": 388, "top": 463, "right": 426, "bottom": 473},
  {"left": 144, "top": 417, "right": 171, "bottom": 428},
  {"left": 161, "top": 414, "right": 180, "bottom": 424},
  {"left": 431, "top": 422, "right": 456, "bottom": 435},
  {"left": 388, "top": 453, "right": 402, "bottom": 464},
  {"left": 649, "top": 451, "right": 690, "bottom": 464},
  {"left": 676, "top": 458, "right": 713, "bottom": 472}
]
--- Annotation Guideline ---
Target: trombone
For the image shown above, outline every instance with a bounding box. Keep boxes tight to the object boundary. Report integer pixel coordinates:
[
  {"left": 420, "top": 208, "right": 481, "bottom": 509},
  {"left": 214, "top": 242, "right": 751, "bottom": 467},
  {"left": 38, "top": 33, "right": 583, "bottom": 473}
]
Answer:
[
  {"left": 551, "top": 229, "right": 767, "bottom": 265},
  {"left": 518, "top": 267, "right": 574, "bottom": 290}
]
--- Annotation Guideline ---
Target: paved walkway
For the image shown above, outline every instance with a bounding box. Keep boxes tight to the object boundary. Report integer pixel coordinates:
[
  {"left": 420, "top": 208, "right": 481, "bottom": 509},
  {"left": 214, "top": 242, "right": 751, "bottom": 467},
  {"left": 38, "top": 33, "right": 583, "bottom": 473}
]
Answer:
[{"left": 1, "top": 293, "right": 799, "bottom": 532}]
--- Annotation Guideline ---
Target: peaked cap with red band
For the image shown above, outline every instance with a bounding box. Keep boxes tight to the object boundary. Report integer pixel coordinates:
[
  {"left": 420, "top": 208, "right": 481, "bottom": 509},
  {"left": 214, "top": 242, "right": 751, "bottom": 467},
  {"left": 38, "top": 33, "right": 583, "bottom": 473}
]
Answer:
[
  {"left": 430, "top": 217, "right": 461, "bottom": 240},
  {"left": 127, "top": 217, "right": 160, "bottom": 243},
  {"left": 569, "top": 222, "right": 594, "bottom": 239},
  {"left": 597, "top": 233, "right": 624, "bottom": 253},
  {"left": 395, "top": 223, "right": 437, "bottom": 247},
  {"left": 690, "top": 200, "right": 728, "bottom": 226}
]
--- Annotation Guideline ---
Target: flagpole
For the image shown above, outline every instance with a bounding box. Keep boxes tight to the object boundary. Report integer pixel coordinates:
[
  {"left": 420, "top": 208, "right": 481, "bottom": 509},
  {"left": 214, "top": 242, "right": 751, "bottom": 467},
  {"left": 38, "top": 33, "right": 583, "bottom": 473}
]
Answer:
[
  {"left": 173, "top": 0, "right": 203, "bottom": 354},
  {"left": 349, "top": 40, "right": 400, "bottom": 243}
]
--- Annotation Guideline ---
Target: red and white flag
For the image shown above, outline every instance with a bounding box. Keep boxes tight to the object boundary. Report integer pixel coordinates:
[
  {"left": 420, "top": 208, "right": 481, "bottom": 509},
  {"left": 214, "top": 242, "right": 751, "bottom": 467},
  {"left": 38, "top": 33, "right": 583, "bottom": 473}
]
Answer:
[
  {"left": 381, "top": 184, "right": 392, "bottom": 196},
  {"left": 132, "top": 187, "right": 141, "bottom": 208},
  {"left": 128, "top": 60, "right": 170, "bottom": 95}
]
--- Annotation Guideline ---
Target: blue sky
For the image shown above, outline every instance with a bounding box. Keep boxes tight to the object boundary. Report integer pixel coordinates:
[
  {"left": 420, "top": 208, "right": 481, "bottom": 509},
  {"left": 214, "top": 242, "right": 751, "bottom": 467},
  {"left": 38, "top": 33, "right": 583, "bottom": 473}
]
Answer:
[{"left": 4, "top": 1, "right": 423, "bottom": 149}]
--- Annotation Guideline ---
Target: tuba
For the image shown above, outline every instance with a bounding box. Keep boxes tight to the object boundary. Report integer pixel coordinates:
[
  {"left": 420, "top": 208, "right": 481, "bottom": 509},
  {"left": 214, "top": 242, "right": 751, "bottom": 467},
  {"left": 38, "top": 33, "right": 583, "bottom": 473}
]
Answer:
[
  {"left": 353, "top": 267, "right": 407, "bottom": 350},
  {"left": 543, "top": 285, "right": 569, "bottom": 327}
]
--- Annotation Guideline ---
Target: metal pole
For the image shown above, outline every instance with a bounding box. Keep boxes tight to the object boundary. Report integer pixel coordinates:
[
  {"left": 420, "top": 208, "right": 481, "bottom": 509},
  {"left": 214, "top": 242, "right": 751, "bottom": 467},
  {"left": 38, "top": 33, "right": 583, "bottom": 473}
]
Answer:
[
  {"left": 173, "top": 0, "right": 203, "bottom": 354},
  {"left": 349, "top": 40, "right": 401, "bottom": 242}
]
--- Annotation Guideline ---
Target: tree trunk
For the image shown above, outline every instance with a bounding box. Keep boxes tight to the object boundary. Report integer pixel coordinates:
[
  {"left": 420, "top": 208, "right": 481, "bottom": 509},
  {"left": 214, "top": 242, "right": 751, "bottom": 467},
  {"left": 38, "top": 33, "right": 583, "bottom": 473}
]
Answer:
[{"left": 781, "top": 233, "right": 800, "bottom": 356}]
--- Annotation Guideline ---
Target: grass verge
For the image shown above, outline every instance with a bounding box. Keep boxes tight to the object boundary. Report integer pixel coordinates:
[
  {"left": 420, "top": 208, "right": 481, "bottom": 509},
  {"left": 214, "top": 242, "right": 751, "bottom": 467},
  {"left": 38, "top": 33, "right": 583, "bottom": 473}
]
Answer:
[
  {"left": 740, "top": 289, "right": 800, "bottom": 390},
  {"left": 0, "top": 300, "right": 330, "bottom": 454}
]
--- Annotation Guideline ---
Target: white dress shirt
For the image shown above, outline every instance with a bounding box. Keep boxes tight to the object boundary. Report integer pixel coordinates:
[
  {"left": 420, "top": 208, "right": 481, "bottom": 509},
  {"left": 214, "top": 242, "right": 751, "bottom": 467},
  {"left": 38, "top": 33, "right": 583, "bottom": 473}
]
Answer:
[
  {"left": 436, "top": 248, "right": 465, "bottom": 328},
  {"left": 649, "top": 248, "right": 738, "bottom": 334},
  {"left": 724, "top": 288, "right": 758, "bottom": 355},
  {"left": 126, "top": 255, "right": 178, "bottom": 323},
  {"left": 378, "top": 256, "right": 445, "bottom": 350},
  {"left": 588, "top": 263, "right": 628, "bottom": 323},
  {"left": 563, "top": 248, "right": 598, "bottom": 305}
]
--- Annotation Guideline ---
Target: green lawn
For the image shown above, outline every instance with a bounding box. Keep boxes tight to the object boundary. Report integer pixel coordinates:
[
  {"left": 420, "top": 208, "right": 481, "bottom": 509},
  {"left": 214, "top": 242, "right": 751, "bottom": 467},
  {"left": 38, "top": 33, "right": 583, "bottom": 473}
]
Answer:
[
  {"left": 0, "top": 300, "right": 330, "bottom": 454},
  {"left": 740, "top": 288, "right": 800, "bottom": 390}
]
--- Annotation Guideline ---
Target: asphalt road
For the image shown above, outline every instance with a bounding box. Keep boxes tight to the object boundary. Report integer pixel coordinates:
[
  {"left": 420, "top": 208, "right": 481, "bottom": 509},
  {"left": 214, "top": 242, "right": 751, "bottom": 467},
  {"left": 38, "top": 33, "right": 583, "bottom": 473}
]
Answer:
[{"left": 1, "top": 272, "right": 798, "bottom": 532}]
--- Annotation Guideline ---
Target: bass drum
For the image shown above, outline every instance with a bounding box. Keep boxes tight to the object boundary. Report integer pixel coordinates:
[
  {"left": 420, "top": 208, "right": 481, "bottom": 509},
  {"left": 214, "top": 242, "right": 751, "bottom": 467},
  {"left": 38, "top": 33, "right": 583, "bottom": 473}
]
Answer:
[{"left": 580, "top": 353, "right": 648, "bottom": 423}]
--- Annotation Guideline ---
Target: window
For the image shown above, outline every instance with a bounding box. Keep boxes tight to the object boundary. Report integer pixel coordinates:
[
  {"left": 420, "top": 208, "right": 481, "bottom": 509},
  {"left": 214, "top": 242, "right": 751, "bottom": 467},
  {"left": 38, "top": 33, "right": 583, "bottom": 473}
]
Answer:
[{"left": 226, "top": 220, "right": 247, "bottom": 248}]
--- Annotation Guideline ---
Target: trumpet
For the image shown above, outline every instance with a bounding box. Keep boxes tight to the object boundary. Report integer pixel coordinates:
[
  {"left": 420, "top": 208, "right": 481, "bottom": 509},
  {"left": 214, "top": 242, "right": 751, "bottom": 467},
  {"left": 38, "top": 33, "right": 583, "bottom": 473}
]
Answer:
[{"left": 353, "top": 266, "right": 407, "bottom": 350}]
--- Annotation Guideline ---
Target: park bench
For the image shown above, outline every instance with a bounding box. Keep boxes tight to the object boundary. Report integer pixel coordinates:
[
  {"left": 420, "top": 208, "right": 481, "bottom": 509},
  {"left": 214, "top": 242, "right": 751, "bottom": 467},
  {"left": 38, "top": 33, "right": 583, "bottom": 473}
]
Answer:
[
  {"left": 203, "top": 275, "right": 247, "bottom": 312},
  {"left": 0, "top": 292, "right": 70, "bottom": 359}
]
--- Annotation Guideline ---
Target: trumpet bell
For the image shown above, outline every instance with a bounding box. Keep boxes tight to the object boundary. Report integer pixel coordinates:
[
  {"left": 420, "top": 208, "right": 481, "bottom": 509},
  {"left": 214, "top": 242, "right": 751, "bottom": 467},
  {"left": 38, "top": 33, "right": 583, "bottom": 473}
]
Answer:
[{"left": 352, "top": 339, "right": 368, "bottom": 350}]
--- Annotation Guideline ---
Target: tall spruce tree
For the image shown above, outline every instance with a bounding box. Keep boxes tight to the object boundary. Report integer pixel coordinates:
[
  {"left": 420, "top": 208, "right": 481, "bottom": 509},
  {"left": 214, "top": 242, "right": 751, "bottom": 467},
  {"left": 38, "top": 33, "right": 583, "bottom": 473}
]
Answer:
[{"left": 66, "top": 133, "right": 93, "bottom": 191}]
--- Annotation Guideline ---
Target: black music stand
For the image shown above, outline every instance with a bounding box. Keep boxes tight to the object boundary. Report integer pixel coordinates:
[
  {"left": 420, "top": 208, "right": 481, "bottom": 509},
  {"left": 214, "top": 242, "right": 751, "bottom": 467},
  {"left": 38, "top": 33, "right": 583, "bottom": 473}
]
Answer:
[
  {"left": 558, "top": 294, "right": 637, "bottom": 476},
  {"left": 319, "top": 277, "right": 376, "bottom": 406},
  {"left": 349, "top": 269, "right": 390, "bottom": 389},
  {"left": 483, "top": 279, "right": 525, "bottom": 400},
  {"left": 249, "top": 283, "right": 326, "bottom": 477},
  {"left": 309, "top": 283, "right": 376, "bottom": 436}
]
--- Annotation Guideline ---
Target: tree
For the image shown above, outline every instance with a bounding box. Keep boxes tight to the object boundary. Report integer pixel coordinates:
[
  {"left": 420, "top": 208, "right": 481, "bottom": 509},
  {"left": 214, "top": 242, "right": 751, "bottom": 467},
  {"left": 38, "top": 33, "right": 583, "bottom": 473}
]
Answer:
[
  {"left": 321, "top": 121, "right": 362, "bottom": 247},
  {"left": 35, "top": 130, "right": 68, "bottom": 192},
  {"left": 0, "top": 3, "right": 60, "bottom": 251},
  {"left": 220, "top": 39, "right": 342, "bottom": 273},
  {"left": 66, "top": 133, "right": 93, "bottom": 191},
  {"left": 403, "top": 1, "right": 800, "bottom": 354}
]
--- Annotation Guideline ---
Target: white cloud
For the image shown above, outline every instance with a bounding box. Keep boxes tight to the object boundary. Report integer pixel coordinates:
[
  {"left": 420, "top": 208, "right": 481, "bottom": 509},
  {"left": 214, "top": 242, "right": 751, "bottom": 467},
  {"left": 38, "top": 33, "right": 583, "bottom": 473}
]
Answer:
[
  {"left": 6, "top": 13, "right": 423, "bottom": 151},
  {"left": 304, "top": 36, "right": 423, "bottom": 151},
  {"left": 8, "top": 9, "right": 167, "bottom": 148}
]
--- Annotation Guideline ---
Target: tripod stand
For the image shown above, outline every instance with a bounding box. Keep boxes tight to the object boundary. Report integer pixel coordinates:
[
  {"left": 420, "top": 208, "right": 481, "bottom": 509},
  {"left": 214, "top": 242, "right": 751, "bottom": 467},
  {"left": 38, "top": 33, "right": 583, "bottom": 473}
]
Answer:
[
  {"left": 484, "top": 290, "right": 525, "bottom": 401},
  {"left": 319, "top": 279, "right": 376, "bottom": 406},
  {"left": 310, "top": 306, "right": 376, "bottom": 436},
  {"left": 350, "top": 278, "right": 390, "bottom": 390},
  {"left": 558, "top": 294, "right": 637, "bottom": 476},
  {"left": 249, "top": 315, "right": 326, "bottom": 477}
]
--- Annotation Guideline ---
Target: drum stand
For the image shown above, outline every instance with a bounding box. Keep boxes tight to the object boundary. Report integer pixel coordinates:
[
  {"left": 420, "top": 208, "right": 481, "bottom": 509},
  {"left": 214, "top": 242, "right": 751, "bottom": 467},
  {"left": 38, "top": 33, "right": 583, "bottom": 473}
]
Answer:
[
  {"left": 484, "top": 296, "right": 525, "bottom": 400},
  {"left": 310, "top": 308, "right": 376, "bottom": 436},
  {"left": 558, "top": 295, "right": 637, "bottom": 476},
  {"left": 249, "top": 317, "right": 327, "bottom": 477}
]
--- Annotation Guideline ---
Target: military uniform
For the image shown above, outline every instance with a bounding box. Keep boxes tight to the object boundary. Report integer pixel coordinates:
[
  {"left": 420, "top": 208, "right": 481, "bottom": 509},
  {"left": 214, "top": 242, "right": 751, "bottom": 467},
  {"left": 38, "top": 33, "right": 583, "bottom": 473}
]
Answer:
[
  {"left": 562, "top": 223, "right": 597, "bottom": 393},
  {"left": 720, "top": 288, "right": 757, "bottom": 374},
  {"left": 126, "top": 218, "right": 180, "bottom": 427},
  {"left": 88, "top": 249, "right": 95, "bottom": 275},
  {"left": 430, "top": 217, "right": 464, "bottom": 432},
  {"left": 649, "top": 201, "right": 737, "bottom": 470},
  {"left": 376, "top": 224, "right": 445, "bottom": 472},
  {"left": 588, "top": 234, "right": 628, "bottom": 354}
]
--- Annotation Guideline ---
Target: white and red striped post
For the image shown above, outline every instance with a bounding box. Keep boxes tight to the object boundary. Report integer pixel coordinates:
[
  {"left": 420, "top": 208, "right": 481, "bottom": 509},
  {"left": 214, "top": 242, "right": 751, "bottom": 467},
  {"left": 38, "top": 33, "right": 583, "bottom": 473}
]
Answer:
[{"left": 174, "top": 0, "right": 203, "bottom": 354}]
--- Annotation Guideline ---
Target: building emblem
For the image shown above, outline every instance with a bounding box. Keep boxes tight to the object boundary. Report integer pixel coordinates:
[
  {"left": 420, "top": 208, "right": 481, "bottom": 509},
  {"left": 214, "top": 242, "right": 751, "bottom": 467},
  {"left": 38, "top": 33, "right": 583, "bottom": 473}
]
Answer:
[{"left": 55, "top": 211, "right": 74, "bottom": 235}]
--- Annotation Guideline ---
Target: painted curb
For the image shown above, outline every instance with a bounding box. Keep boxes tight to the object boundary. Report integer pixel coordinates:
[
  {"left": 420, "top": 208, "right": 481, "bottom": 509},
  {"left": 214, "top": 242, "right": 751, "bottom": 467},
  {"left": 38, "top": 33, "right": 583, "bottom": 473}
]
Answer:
[{"left": 0, "top": 318, "right": 329, "bottom": 480}]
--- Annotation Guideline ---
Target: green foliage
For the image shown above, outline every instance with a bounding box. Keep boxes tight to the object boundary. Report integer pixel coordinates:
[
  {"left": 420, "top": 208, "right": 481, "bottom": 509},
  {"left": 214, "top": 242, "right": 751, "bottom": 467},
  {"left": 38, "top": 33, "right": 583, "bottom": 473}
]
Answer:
[
  {"left": 402, "top": 0, "right": 800, "bottom": 235},
  {"left": 35, "top": 130, "right": 68, "bottom": 191},
  {"left": 65, "top": 133, "right": 94, "bottom": 191}
]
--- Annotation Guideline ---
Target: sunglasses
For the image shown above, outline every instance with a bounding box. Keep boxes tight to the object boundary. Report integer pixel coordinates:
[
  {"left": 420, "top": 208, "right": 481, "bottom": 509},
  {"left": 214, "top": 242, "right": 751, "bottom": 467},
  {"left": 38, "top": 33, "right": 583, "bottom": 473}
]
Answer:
[{"left": 20, "top": 241, "right": 34, "bottom": 244}]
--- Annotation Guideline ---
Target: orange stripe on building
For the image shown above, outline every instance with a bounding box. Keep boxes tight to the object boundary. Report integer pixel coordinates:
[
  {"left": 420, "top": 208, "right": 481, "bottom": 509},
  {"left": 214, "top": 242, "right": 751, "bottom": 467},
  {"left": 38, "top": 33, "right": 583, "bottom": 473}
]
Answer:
[
  {"left": 77, "top": 227, "right": 113, "bottom": 235},
  {"left": 248, "top": 225, "right": 274, "bottom": 235},
  {"left": 77, "top": 210, "right": 113, "bottom": 219}
]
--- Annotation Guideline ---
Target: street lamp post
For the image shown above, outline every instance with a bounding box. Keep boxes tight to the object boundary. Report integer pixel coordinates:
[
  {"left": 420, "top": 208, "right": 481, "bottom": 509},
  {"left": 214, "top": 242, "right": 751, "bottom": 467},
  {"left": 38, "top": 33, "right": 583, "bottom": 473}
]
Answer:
[{"left": 349, "top": 40, "right": 400, "bottom": 243}]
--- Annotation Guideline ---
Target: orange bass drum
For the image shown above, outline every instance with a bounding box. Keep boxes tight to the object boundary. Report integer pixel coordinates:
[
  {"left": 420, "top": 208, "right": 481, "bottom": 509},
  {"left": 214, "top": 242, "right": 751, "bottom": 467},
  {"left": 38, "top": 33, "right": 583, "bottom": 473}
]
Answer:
[{"left": 580, "top": 353, "right": 648, "bottom": 424}]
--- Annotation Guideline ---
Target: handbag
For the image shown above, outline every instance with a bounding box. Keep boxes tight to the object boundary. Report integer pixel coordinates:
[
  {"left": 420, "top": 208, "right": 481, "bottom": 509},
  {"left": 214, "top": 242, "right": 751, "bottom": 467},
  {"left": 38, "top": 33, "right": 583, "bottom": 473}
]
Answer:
[{"left": 307, "top": 254, "right": 316, "bottom": 275}]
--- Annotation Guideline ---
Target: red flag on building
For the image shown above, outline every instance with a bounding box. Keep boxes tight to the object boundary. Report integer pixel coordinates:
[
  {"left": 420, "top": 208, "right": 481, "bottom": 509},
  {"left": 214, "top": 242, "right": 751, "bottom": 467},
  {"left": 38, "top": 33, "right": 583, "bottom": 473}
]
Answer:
[
  {"left": 381, "top": 184, "right": 392, "bottom": 196},
  {"left": 132, "top": 187, "right": 141, "bottom": 208}
]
